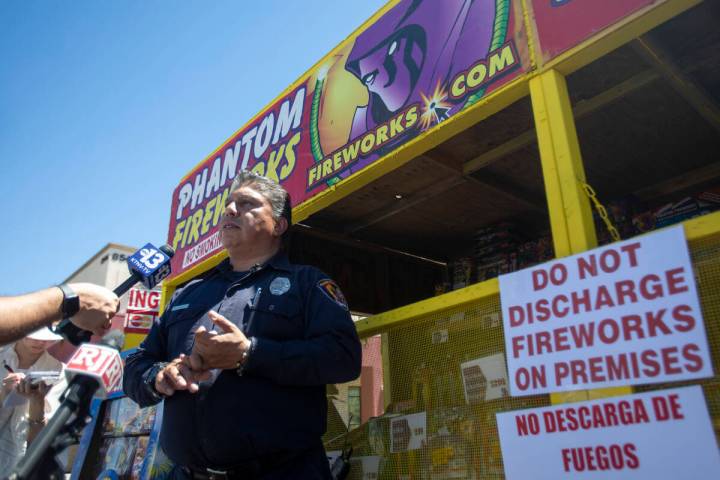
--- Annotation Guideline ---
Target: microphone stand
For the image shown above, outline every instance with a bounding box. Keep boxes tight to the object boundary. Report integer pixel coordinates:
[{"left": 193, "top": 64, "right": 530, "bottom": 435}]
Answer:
[{"left": 8, "top": 376, "right": 99, "bottom": 480}]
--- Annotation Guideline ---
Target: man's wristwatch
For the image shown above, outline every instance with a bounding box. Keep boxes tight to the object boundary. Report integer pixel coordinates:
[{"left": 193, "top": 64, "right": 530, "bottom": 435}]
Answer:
[
  {"left": 57, "top": 284, "right": 80, "bottom": 319},
  {"left": 236, "top": 338, "right": 255, "bottom": 377},
  {"left": 147, "top": 362, "right": 169, "bottom": 401}
]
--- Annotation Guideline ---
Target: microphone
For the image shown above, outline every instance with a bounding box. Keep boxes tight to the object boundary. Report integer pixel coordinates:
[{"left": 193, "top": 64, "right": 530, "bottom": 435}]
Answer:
[
  {"left": 9, "top": 338, "right": 125, "bottom": 479},
  {"left": 57, "top": 243, "right": 175, "bottom": 345},
  {"left": 63, "top": 342, "right": 124, "bottom": 398},
  {"left": 115, "top": 243, "right": 176, "bottom": 294}
]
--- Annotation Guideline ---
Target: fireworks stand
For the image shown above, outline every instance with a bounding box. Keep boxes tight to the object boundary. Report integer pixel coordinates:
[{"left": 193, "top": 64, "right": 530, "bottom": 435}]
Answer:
[{"left": 76, "top": 1, "right": 720, "bottom": 478}]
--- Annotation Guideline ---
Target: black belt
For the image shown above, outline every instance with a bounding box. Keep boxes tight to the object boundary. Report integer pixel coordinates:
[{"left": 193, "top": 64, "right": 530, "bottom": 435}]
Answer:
[
  {"left": 183, "top": 466, "right": 244, "bottom": 480},
  {"left": 182, "top": 450, "right": 305, "bottom": 480}
]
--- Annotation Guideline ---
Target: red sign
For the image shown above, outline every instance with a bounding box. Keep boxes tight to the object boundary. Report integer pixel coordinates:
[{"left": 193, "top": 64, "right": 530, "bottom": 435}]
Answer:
[
  {"left": 167, "top": 0, "right": 530, "bottom": 279},
  {"left": 531, "top": 0, "right": 662, "bottom": 62},
  {"left": 124, "top": 287, "right": 161, "bottom": 334}
]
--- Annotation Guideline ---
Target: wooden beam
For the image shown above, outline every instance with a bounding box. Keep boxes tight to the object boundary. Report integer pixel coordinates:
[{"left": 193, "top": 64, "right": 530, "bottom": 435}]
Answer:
[
  {"left": 426, "top": 155, "right": 545, "bottom": 211},
  {"left": 465, "top": 171, "right": 546, "bottom": 212},
  {"left": 463, "top": 68, "right": 660, "bottom": 174},
  {"left": 632, "top": 35, "right": 720, "bottom": 134},
  {"left": 345, "top": 152, "right": 548, "bottom": 235},
  {"left": 294, "top": 223, "right": 446, "bottom": 265},
  {"left": 572, "top": 69, "right": 658, "bottom": 118},
  {"left": 356, "top": 278, "right": 500, "bottom": 337},
  {"left": 462, "top": 130, "right": 538, "bottom": 173},
  {"left": 635, "top": 161, "right": 720, "bottom": 200},
  {"left": 344, "top": 174, "right": 467, "bottom": 234}
]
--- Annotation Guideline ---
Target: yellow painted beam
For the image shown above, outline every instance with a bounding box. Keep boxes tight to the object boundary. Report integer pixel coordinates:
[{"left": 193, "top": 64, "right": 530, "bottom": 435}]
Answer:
[
  {"left": 530, "top": 69, "right": 635, "bottom": 403},
  {"left": 520, "top": 0, "right": 538, "bottom": 69},
  {"left": 530, "top": 69, "right": 597, "bottom": 257},
  {"left": 159, "top": 284, "right": 174, "bottom": 316},
  {"left": 123, "top": 333, "right": 146, "bottom": 351},
  {"left": 355, "top": 278, "right": 499, "bottom": 338},
  {"left": 684, "top": 210, "right": 720, "bottom": 242}
]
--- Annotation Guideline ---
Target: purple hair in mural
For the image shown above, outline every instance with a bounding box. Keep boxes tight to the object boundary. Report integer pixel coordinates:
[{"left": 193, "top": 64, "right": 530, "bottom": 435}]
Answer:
[{"left": 344, "top": 0, "right": 496, "bottom": 169}]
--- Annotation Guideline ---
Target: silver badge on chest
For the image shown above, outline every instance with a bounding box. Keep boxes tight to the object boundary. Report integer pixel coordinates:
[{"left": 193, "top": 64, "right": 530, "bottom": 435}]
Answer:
[{"left": 269, "top": 277, "right": 291, "bottom": 295}]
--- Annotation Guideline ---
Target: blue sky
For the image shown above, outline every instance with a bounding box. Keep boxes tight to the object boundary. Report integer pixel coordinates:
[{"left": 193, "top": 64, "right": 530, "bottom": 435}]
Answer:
[{"left": 0, "top": 0, "right": 386, "bottom": 294}]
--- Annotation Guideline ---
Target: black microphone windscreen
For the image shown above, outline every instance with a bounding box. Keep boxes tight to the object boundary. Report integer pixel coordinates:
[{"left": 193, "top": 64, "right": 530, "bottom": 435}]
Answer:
[{"left": 159, "top": 244, "right": 175, "bottom": 258}]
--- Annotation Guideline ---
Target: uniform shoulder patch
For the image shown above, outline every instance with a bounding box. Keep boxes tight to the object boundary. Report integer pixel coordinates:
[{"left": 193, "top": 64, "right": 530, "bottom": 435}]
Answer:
[{"left": 316, "top": 279, "right": 348, "bottom": 310}]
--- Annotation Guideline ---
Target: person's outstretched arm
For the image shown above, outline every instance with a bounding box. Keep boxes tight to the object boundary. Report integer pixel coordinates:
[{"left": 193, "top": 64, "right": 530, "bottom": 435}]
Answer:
[{"left": 0, "top": 283, "right": 119, "bottom": 346}]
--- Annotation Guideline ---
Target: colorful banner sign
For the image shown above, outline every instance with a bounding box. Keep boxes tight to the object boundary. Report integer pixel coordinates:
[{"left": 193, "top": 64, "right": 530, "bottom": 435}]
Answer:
[
  {"left": 530, "top": 0, "right": 663, "bottom": 63},
  {"left": 499, "top": 226, "right": 713, "bottom": 396},
  {"left": 167, "top": 0, "right": 529, "bottom": 279},
  {"left": 124, "top": 286, "right": 162, "bottom": 335},
  {"left": 496, "top": 386, "right": 720, "bottom": 479}
]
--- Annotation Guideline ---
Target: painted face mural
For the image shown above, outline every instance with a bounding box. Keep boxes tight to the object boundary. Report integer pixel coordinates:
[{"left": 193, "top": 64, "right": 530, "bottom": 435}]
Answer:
[
  {"left": 347, "top": 24, "right": 426, "bottom": 118},
  {"left": 345, "top": 0, "right": 497, "bottom": 145}
]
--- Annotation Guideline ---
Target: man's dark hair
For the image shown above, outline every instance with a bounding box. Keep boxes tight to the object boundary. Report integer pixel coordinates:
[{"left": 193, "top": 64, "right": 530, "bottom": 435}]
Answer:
[{"left": 229, "top": 171, "right": 292, "bottom": 243}]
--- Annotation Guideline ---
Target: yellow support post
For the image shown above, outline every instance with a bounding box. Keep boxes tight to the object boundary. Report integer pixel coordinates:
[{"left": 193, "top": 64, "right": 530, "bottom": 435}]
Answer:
[
  {"left": 530, "top": 69, "right": 597, "bottom": 257},
  {"left": 530, "top": 69, "right": 631, "bottom": 403}
]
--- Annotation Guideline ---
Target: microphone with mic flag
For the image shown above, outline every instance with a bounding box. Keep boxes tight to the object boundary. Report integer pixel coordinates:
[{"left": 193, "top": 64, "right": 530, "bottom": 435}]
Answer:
[
  {"left": 9, "top": 334, "right": 125, "bottom": 480},
  {"left": 8, "top": 242, "right": 174, "bottom": 479},
  {"left": 56, "top": 243, "right": 174, "bottom": 345}
]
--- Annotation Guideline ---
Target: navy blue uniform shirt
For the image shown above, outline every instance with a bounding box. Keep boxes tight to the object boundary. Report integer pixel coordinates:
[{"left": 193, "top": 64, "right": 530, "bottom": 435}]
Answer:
[{"left": 123, "top": 253, "right": 362, "bottom": 469}]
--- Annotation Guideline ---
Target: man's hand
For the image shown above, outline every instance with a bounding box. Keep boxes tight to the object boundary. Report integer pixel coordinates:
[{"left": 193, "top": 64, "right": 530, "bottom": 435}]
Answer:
[
  {"left": 187, "top": 311, "right": 251, "bottom": 371},
  {"left": 154, "top": 355, "right": 211, "bottom": 396},
  {"left": 68, "top": 283, "right": 120, "bottom": 336}
]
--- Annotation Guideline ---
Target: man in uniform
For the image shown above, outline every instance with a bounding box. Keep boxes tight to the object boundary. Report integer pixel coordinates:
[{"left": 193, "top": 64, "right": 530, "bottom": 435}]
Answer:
[{"left": 124, "top": 171, "right": 362, "bottom": 479}]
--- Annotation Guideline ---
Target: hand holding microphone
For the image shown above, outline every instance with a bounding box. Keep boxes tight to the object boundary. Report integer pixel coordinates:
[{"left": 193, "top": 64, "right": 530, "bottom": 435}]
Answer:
[
  {"left": 10, "top": 244, "right": 175, "bottom": 479},
  {"left": 57, "top": 243, "right": 175, "bottom": 345},
  {"left": 65, "top": 283, "right": 120, "bottom": 336}
]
